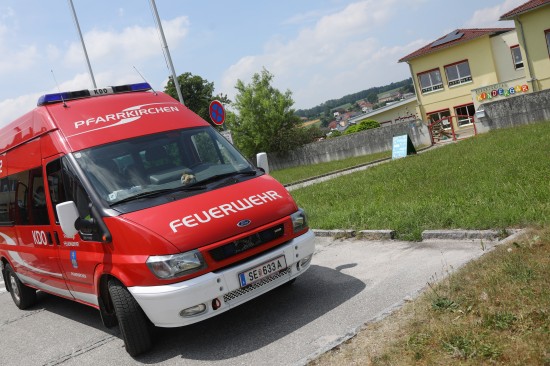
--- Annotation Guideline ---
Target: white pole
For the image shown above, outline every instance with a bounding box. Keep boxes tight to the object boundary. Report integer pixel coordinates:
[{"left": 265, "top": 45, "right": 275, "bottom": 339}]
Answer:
[
  {"left": 67, "top": 0, "right": 96, "bottom": 88},
  {"left": 150, "top": 0, "right": 185, "bottom": 105}
]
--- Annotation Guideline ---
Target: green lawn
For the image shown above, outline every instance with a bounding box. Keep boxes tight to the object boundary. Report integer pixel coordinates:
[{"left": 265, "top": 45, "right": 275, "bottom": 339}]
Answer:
[
  {"left": 290, "top": 122, "right": 550, "bottom": 240},
  {"left": 270, "top": 151, "right": 391, "bottom": 185}
]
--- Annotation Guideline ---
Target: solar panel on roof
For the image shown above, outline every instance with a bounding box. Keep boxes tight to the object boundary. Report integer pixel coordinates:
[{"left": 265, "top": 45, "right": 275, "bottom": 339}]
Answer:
[{"left": 431, "top": 30, "right": 464, "bottom": 48}]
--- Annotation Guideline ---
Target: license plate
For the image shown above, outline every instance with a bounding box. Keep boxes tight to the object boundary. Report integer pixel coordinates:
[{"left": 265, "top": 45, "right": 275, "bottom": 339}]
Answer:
[{"left": 238, "top": 255, "right": 287, "bottom": 287}]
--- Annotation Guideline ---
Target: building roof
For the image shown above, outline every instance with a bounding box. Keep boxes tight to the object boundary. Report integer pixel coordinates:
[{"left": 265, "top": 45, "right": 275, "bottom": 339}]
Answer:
[
  {"left": 500, "top": 0, "right": 550, "bottom": 20},
  {"left": 399, "top": 28, "right": 513, "bottom": 63}
]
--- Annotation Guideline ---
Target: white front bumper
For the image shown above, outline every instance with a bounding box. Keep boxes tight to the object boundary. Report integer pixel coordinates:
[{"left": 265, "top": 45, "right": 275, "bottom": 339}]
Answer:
[{"left": 129, "top": 229, "right": 315, "bottom": 327}]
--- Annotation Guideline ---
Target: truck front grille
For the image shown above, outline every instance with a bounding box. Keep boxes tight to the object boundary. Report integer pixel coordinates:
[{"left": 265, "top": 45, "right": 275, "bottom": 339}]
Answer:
[{"left": 209, "top": 224, "right": 284, "bottom": 261}]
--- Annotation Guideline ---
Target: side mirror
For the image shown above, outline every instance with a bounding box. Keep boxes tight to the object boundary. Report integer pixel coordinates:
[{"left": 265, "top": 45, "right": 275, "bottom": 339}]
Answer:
[
  {"left": 256, "top": 152, "right": 270, "bottom": 174},
  {"left": 56, "top": 201, "right": 80, "bottom": 238}
]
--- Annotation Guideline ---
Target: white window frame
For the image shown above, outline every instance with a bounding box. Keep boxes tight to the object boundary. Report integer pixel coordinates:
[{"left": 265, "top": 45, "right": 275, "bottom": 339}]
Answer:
[
  {"left": 418, "top": 69, "right": 444, "bottom": 94},
  {"left": 444, "top": 60, "right": 472, "bottom": 87},
  {"left": 428, "top": 110, "right": 451, "bottom": 130},
  {"left": 454, "top": 104, "right": 475, "bottom": 127},
  {"left": 510, "top": 45, "right": 524, "bottom": 69}
]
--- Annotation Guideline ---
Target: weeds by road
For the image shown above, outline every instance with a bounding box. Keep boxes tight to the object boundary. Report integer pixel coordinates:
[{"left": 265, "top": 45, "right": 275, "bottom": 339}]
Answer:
[{"left": 310, "top": 227, "right": 550, "bottom": 365}]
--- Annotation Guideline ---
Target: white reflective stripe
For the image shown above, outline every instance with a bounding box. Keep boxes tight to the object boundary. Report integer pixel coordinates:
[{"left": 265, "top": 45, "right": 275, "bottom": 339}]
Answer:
[
  {"left": 8, "top": 251, "right": 63, "bottom": 278},
  {"left": 72, "top": 290, "right": 99, "bottom": 306},
  {"left": 18, "top": 273, "right": 73, "bottom": 298},
  {"left": 0, "top": 232, "right": 63, "bottom": 278},
  {"left": 0, "top": 232, "right": 17, "bottom": 245},
  {"left": 1, "top": 232, "right": 97, "bottom": 306}
]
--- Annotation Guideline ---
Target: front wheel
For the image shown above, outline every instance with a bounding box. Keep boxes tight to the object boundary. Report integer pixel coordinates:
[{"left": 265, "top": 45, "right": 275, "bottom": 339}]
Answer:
[
  {"left": 5, "top": 263, "right": 37, "bottom": 309},
  {"left": 108, "top": 278, "right": 152, "bottom": 357}
]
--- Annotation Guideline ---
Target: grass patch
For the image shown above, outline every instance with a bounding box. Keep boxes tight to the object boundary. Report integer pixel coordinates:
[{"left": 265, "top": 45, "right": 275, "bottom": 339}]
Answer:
[
  {"left": 310, "top": 227, "right": 550, "bottom": 365},
  {"left": 291, "top": 122, "right": 550, "bottom": 240},
  {"left": 270, "top": 151, "right": 391, "bottom": 185}
]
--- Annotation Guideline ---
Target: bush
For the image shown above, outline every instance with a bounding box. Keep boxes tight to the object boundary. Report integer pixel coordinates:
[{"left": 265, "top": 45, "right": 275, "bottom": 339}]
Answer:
[{"left": 344, "top": 119, "right": 380, "bottom": 135}]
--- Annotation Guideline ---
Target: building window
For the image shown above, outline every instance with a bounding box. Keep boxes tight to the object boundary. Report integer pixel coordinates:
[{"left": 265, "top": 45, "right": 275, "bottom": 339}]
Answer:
[
  {"left": 546, "top": 29, "right": 550, "bottom": 57},
  {"left": 428, "top": 109, "right": 451, "bottom": 129},
  {"left": 418, "top": 69, "right": 443, "bottom": 94},
  {"left": 444, "top": 60, "right": 472, "bottom": 87},
  {"left": 510, "top": 45, "right": 524, "bottom": 69},
  {"left": 454, "top": 104, "right": 475, "bottom": 127}
]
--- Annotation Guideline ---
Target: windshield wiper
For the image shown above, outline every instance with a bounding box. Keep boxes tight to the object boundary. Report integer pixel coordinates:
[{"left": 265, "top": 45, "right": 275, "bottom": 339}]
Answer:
[
  {"left": 187, "top": 169, "right": 257, "bottom": 188},
  {"left": 110, "top": 185, "right": 206, "bottom": 206}
]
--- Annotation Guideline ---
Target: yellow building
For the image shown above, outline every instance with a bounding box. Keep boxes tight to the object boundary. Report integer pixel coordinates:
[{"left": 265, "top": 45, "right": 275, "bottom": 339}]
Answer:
[
  {"left": 399, "top": 28, "right": 526, "bottom": 137},
  {"left": 398, "top": 0, "right": 549, "bottom": 142},
  {"left": 500, "top": 0, "right": 550, "bottom": 92}
]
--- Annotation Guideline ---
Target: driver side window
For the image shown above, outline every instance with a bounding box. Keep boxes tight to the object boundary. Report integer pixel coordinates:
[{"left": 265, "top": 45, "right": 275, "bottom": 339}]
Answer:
[{"left": 46, "top": 158, "right": 98, "bottom": 241}]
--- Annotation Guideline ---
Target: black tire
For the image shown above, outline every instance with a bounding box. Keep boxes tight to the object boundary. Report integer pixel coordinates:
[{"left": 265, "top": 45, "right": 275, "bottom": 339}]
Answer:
[
  {"left": 108, "top": 278, "right": 152, "bottom": 357},
  {"left": 5, "top": 263, "right": 37, "bottom": 309},
  {"left": 98, "top": 296, "right": 118, "bottom": 328}
]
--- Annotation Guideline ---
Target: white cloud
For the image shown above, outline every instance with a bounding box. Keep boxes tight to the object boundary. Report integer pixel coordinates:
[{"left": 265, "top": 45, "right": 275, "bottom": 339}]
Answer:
[
  {"left": 65, "top": 16, "right": 190, "bottom": 68},
  {"left": 0, "top": 93, "right": 42, "bottom": 128},
  {"left": 1, "top": 14, "right": 190, "bottom": 123},
  {"left": 0, "top": 44, "right": 38, "bottom": 74},
  {"left": 465, "top": 0, "right": 525, "bottom": 28},
  {"left": 0, "top": 7, "right": 39, "bottom": 75},
  {"left": 220, "top": 0, "right": 420, "bottom": 109}
]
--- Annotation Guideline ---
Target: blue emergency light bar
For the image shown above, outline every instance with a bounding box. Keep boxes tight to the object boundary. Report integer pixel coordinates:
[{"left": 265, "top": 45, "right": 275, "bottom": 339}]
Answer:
[{"left": 37, "top": 82, "right": 152, "bottom": 106}]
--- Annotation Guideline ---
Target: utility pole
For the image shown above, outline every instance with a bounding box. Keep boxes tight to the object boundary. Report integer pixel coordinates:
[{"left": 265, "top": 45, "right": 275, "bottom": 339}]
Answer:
[
  {"left": 67, "top": 0, "right": 97, "bottom": 88},
  {"left": 150, "top": 0, "right": 185, "bottom": 105}
]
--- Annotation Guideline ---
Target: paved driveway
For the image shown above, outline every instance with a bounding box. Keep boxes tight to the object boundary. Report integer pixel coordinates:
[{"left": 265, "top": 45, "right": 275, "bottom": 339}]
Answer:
[{"left": 0, "top": 236, "right": 502, "bottom": 365}]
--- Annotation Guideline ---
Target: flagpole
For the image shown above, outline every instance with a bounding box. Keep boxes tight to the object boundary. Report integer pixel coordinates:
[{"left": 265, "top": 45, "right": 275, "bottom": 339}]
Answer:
[
  {"left": 67, "top": 0, "right": 97, "bottom": 88},
  {"left": 150, "top": 0, "right": 185, "bottom": 105}
]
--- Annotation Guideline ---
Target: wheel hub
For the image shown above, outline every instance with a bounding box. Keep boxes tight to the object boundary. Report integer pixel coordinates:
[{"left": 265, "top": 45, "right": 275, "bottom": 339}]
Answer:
[{"left": 9, "top": 274, "right": 20, "bottom": 302}]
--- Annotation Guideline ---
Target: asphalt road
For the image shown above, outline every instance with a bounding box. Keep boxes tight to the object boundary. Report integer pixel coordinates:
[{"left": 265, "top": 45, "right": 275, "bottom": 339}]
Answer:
[{"left": 0, "top": 236, "right": 501, "bottom": 366}]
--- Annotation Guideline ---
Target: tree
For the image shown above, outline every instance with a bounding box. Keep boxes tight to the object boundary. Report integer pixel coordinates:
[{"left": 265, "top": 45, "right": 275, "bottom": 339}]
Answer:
[
  {"left": 228, "top": 68, "right": 305, "bottom": 157},
  {"left": 164, "top": 72, "right": 230, "bottom": 122}
]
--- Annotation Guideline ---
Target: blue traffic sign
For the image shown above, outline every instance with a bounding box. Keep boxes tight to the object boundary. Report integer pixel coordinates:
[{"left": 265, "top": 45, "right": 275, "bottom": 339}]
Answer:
[{"left": 209, "top": 100, "right": 225, "bottom": 125}]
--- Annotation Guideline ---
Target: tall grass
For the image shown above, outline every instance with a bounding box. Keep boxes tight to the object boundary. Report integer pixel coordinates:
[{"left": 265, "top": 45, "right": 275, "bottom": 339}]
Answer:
[
  {"left": 270, "top": 151, "right": 391, "bottom": 185},
  {"left": 291, "top": 122, "right": 550, "bottom": 240},
  {"left": 311, "top": 227, "right": 550, "bottom": 365}
]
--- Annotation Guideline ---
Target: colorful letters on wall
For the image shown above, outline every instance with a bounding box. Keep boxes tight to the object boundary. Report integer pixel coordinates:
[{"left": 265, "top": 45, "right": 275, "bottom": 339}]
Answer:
[{"left": 476, "top": 84, "right": 529, "bottom": 102}]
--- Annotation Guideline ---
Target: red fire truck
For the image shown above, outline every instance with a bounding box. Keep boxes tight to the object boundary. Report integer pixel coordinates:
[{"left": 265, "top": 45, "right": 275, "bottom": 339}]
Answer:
[{"left": 0, "top": 83, "right": 315, "bottom": 356}]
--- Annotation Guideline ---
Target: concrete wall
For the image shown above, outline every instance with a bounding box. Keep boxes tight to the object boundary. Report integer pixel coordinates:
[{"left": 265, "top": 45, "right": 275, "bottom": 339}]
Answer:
[
  {"left": 477, "top": 88, "right": 550, "bottom": 131},
  {"left": 268, "top": 121, "right": 431, "bottom": 171}
]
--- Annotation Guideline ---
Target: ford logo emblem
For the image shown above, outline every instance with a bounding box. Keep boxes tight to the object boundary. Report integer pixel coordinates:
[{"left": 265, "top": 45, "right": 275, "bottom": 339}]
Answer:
[{"left": 237, "top": 219, "right": 251, "bottom": 228}]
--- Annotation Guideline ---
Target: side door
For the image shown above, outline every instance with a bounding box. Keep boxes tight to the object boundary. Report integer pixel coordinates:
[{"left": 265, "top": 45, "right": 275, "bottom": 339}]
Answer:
[
  {"left": 11, "top": 166, "right": 72, "bottom": 298},
  {"left": 45, "top": 156, "right": 104, "bottom": 306}
]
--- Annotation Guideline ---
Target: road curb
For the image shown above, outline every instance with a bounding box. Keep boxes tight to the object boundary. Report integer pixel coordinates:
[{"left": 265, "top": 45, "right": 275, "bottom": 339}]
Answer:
[
  {"left": 312, "top": 228, "right": 520, "bottom": 241},
  {"left": 421, "top": 229, "right": 506, "bottom": 241}
]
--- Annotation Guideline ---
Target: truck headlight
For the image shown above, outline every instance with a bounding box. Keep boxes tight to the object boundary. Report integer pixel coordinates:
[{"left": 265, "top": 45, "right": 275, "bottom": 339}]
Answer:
[
  {"left": 146, "top": 250, "right": 206, "bottom": 279},
  {"left": 291, "top": 208, "right": 308, "bottom": 233}
]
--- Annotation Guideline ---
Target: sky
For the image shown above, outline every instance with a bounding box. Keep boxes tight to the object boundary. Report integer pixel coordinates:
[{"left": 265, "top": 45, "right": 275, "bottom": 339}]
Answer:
[{"left": 0, "top": 0, "right": 526, "bottom": 125}]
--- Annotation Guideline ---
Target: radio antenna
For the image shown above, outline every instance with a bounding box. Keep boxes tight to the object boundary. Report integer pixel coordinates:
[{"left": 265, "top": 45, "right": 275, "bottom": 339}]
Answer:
[
  {"left": 50, "top": 70, "right": 68, "bottom": 108},
  {"left": 149, "top": 0, "right": 184, "bottom": 105},
  {"left": 133, "top": 66, "right": 157, "bottom": 95}
]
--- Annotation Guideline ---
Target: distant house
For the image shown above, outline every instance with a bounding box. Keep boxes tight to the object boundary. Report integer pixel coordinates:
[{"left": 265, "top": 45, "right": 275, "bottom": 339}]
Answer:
[
  {"left": 348, "top": 96, "right": 419, "bottom": 127},
  {"left": 377, "top": 88, "right": 403, "bottom": 103},
  {"left": 357, "top": 99, "right": 374, "bottom": 112}
]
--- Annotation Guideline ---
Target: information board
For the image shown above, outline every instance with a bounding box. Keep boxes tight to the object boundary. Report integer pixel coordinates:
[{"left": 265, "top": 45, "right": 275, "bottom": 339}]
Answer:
[{"left": 392, "top": 134, "right": 416, "bottom": 159}]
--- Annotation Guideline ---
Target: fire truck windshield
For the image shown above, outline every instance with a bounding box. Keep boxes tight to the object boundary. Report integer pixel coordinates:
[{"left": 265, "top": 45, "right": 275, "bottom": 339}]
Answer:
[{"left": 72, "top": 126, "right": 257, "bottom": 206}]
